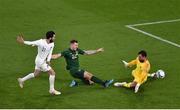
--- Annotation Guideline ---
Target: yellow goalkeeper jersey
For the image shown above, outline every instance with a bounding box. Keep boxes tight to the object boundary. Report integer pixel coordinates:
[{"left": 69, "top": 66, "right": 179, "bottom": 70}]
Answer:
[{"left": 128, "top": 57, "right": 150, "bottom": 84}]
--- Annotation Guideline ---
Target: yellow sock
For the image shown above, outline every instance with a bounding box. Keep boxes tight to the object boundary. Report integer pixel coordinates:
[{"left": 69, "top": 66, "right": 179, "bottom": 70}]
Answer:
[{"left": 123, "top": 82, "right": 132, "bottom": 88}]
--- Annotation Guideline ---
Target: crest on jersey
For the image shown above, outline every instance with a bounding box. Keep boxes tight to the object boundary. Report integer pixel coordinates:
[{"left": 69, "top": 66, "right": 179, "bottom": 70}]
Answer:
[{"left": 71, "top": 51, "right": 78, "bottom": 59}]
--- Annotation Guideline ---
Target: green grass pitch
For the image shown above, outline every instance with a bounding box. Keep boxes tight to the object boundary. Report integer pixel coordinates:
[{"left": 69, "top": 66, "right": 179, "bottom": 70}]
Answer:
[{"left": 0, "top": 0, "right": 180, "bottom": 109}]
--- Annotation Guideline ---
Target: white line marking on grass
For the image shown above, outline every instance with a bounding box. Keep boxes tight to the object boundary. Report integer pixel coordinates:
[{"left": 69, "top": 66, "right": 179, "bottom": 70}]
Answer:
[
  {"left": 126, "top": 19, "right": 180, "bottom": 48},
  {"left": 127, "top": 19, "right": 180, "bottom": 27}
]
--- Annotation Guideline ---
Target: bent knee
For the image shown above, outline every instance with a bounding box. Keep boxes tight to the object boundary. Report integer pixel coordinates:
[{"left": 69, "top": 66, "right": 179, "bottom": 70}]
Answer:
[
  {"left": 84, "top": 72, "right": 93, "bottom": 80},
  {"left": 131, "top": 82, "right": 137, "bottom": 87},
  {"left": 48, "top": 69, "right": 56, "bottom": 75}
]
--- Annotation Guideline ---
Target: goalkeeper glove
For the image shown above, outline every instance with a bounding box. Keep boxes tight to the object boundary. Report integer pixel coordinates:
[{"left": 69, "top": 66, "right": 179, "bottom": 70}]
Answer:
[{"left": 122, "top": 60, "right": 128, "bottom": 68}]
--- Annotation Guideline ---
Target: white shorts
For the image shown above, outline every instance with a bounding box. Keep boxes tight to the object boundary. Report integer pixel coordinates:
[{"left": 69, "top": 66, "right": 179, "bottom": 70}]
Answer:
[{"left": 35, "top": 62, "right": 52, "bottom": 72}]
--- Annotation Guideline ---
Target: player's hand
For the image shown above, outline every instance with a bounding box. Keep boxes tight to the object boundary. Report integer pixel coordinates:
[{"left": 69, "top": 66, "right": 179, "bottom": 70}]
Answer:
[
  {"left": 97, "top": 48, "right": 104, "bottom": 52},
  {"left": 122, "top": 60, "right": 128, "bottom": 68},
  {"left": 17, "top": 34, "right": 24, "bottom": 44}
]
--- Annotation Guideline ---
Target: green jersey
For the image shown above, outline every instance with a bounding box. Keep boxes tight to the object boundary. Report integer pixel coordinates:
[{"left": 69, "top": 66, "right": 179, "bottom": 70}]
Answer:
[{"left": 61, "top": 48, "right": 85, "bottom": 70}]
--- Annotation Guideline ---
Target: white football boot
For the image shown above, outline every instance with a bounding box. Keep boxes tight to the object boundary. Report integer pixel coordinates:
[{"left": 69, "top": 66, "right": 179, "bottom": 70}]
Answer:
[
  {"left": 49, "top": 89, "right": 61, "bottom": 95},
  {"left": 17, "top": 78, "right": 24, "bottom": 88}
]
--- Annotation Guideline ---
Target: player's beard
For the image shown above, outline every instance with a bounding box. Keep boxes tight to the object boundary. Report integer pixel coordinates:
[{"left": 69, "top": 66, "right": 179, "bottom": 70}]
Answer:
[
  {"left": 139, "top": 59, "right": 144, "bottom": 63},
  {"left": 50, "top": 39, "right": 54, "bottom": 43}
]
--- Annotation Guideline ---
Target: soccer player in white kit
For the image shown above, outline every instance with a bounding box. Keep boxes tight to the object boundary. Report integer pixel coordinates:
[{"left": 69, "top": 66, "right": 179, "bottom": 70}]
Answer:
[{"left": 17, "top": 31, "right": 61, "bottom": 95}]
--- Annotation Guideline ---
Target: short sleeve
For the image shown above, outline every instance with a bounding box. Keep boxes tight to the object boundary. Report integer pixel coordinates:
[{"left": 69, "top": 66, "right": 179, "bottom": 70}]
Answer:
[
  {"left": 60, "top": 51, "right": 67, "bottom": 57},
  {"left": 78, "top": 49, "right": 85, "bottom": 55}
]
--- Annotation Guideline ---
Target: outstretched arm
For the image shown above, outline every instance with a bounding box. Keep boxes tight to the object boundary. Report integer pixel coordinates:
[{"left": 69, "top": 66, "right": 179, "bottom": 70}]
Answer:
[
  {"left": 16, "top": 34, "right": 40, "bottom": 46},
  {"left": 51, "top": 53, "right": 62, "bottom": 59},
  {"left": 122, "top": 59, "right": 137, "bottom": 68},
  {"left": 84, "top": 48, "right": 104, "bottom": 55},
  {"left": 127, "top": 59, "right": 137, "bottom": 67}
]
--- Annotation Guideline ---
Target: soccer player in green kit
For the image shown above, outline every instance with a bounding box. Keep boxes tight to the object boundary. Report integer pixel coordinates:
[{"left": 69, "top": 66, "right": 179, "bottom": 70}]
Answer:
[{"left": 52, "top": 40, "right": 114, "bottom": 87}]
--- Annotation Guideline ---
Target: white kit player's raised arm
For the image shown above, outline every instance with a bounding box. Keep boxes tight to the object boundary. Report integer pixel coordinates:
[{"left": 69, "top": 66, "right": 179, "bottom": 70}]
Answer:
[
  {"left": 17, "top": 35, "right": 40, "bottom": 46},
  {"left": 17, "top": 35, "right": 54, "bottom": 62},
  {"left": 24, "top": 40, "right": 41, "bottom": 46}
]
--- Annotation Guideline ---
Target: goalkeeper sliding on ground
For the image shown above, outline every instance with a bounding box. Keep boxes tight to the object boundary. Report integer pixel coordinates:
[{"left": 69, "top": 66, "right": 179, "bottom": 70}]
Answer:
[{"left": 114, "top": 50, "right": 157, "bottom": 93}]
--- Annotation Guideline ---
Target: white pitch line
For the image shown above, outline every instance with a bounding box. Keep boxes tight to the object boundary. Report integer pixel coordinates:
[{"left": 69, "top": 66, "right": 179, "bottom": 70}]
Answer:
[
  {"left": 126, "top": 25, "right": 180, "bottom": 48},
  {"left": 127, "top": 19, "right": 180, "bottom": 27}
]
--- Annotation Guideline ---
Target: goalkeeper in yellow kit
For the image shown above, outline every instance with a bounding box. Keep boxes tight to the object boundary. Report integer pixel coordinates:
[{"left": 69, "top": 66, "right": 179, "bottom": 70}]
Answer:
[{"left": 114, "top": 50, "right": 155, "bottom": 93}]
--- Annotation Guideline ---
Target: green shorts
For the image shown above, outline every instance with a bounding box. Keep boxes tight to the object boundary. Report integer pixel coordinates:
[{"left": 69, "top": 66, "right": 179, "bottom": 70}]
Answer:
[{"left": 69, "top": 68, "right": 85, "bottom": 80}]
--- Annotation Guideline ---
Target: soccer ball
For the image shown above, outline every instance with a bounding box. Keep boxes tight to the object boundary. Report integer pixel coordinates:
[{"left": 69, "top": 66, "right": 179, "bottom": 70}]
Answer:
[{"left": 156, "top": 70, "right": 165, "bottom": 79}]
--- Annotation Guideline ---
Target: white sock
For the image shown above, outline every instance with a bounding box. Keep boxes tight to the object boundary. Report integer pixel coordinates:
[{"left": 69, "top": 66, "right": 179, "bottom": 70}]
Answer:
[
  {"left": 49, "top": 75, "right": 55, "bottom": 92},
  {"left": 21, "top": 73, "right": 34, "bottom": 82},
  {"left": 135, "top": 84, "right": 140, "bottom": 93},
  {"left": 148, "top": 73, "right": 156, "bottom": 78}
]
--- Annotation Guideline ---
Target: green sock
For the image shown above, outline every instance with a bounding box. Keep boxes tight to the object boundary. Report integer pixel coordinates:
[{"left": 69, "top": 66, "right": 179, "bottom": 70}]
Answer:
[{"left": 91, "top": 76, "right": 104, "bottom": 85}]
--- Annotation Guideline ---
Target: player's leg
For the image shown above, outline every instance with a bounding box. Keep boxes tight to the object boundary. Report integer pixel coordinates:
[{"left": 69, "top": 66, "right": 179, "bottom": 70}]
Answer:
[
  {"left": 69, "top": 70, "right": 91, "bottom": 87},
  {"left": 123, "top": 81, "right": 137, "bottom": 88},
  {"left": 84, "top": 71, "right": 103, "bottom": 85},
  {"left": 128, "top": 78, "right": 141, "bottom": 93},
  {"left": 114, "top": 82, "right": 127, "bottom": 87},
  {"left": 69, "top": 70, "right": 104, "bottom": 87},
  {"left": 47, "top": 68, "right": 61, "bottom": 95},
  {"left": 39, "top": 63, "right": 61, "bottom": 95},
  {"left": 84, "top": 71, "right": 114, "bottom": 87},
  {"left": 148, "top": 73, "right": 157, "bottom": 78},
  {"left": 121, "top": 77, "right": 145, "bottom": 93},
  {"left": 114, "top": 81, "right": 137, "bottom": 87},
  {"left": 114, "top": 71, "right": 136, "bottom": 88},
  {"left": 69, "top": 79, "right": 93, "bottom": 87},
  {"left": 81, "top": 78, "right": 94, "bottom": 85},
  {"left": 18, "top": 69, "right": 41, "bottom": 88},
  {"left": 134, "top": 83, "right": 141, "bottom": 93},
  {"left": 115, "top": 81, "right": 141, "bottom": 93},
  {"left": 135, "top": 75, "right": 148, "bottom": 93}
]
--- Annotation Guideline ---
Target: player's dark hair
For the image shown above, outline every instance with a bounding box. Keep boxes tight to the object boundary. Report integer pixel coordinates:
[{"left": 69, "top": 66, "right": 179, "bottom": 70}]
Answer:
[
  {"left": 46, "top": 31, "right": 55, "bottom": 39},
  {"left": 138, "top": 50, "right": 147, "bottom": 57},
  {"left": 70, "top": 39, "right": 78, "bottom": 44}
]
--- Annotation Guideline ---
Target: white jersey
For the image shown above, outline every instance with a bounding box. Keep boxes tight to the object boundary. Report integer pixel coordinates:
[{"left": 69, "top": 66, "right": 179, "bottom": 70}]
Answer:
[{"left": 24, "top": 39, "right": 54, "bottom": 65}]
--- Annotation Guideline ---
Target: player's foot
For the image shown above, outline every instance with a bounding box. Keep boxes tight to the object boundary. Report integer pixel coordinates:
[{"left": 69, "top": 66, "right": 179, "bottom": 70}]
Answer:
[
  {"left": 49, "top": 89, "right": 61, "bottom": 95},
  {"left": 17, "top": 78, "right": 24, "bottom": 88},
  {"left": 114, "top": 82, "right": 126, "bottom": 87},
  {"left": 104, "top": 79, "right": 114, "bottom": 87},
  {"left": 152, "top": 73, "right": 158, "bottom": 78},
  {"left": 69, "top": 80, "right": 78, "bottom": 87}
]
